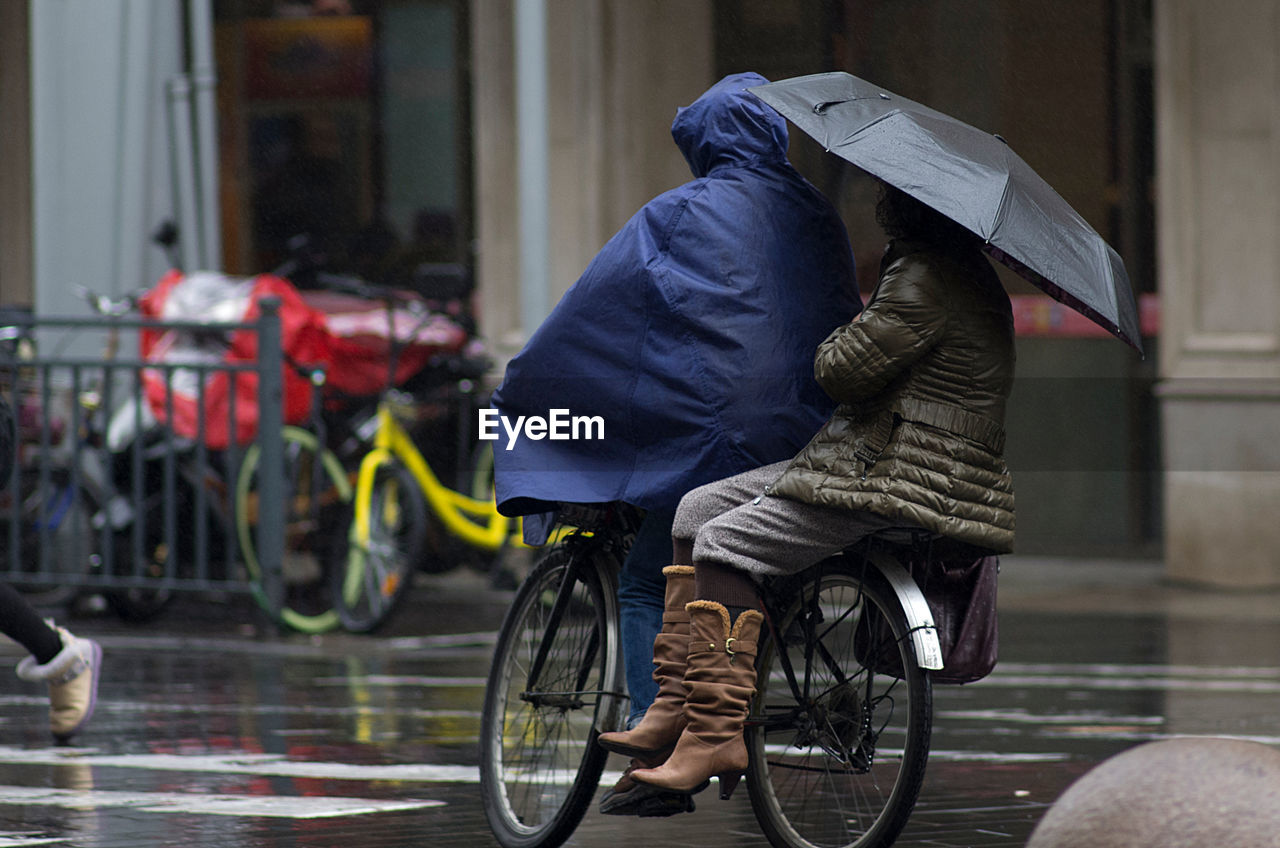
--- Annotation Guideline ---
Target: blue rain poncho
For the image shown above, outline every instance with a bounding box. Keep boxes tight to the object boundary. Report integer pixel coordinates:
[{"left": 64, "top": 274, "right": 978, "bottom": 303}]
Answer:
[{"left": 491, "top": 72, "right": 860, "bottom": 538}]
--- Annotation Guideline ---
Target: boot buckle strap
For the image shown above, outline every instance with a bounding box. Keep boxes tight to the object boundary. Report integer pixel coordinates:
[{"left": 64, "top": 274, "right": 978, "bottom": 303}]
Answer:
[{"left": 689, "top": 638, "right": 757, "bottom": 658}]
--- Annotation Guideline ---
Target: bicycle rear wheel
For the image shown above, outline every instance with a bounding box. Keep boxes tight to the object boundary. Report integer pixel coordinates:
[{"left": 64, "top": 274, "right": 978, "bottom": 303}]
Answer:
[
  {"left": 480, "top": 542, "right": 623, "bottom": 848},
  {"left": 335, "top": 457, "right": 425, "bottom": 632},
  {"left": 236, "top": 426, "right": 352, "bottom": 634},
  {"left": 746, "top": 559, "right": 932, "bottom": 848},
  {"left": 98, "top": 503, "right": 176, "bottom": 623},
  {"left": 16, "top": 474, "right": 92, "bottom": 609}
]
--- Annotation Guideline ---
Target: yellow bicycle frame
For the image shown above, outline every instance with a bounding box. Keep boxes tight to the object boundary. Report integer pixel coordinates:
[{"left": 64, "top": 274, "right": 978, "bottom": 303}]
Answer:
[{"left": 353, "top": 402, "right": 519, "bottom": 552}]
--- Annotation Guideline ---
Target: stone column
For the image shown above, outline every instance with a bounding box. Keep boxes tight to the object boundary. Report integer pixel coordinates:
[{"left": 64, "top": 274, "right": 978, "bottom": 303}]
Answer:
[
  {"left": 0, "top": 1, "right": 33, "bottom": 305},
  {"left": 1155, "top": 0, "right": 1280, "bottom": 586},
  {"left": 471, "top": 0, "right": 712, "bottom": 363}
]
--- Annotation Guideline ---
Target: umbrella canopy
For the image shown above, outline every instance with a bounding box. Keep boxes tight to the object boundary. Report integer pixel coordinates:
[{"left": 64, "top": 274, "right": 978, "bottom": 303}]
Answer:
[{"left": 750, "top": 72, "right": 1142, "bottom": 354}]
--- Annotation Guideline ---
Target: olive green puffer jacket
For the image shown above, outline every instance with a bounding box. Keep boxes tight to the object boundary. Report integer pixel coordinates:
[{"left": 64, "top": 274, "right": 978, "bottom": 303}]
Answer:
[{"left": 771, "top": 239, "right": 1016, "bottom": 553}]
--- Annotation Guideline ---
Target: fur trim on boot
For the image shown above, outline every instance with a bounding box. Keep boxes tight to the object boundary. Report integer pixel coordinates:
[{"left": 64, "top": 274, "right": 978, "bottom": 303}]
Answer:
[{"left": 17, "top": 626, "right": 102, "bottom": 742}]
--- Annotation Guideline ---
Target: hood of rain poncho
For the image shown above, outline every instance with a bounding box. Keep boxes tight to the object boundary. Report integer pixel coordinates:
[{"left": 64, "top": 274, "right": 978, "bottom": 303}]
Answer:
[{"left": 491, "top": 72, "right": 861, "bottom": 538}]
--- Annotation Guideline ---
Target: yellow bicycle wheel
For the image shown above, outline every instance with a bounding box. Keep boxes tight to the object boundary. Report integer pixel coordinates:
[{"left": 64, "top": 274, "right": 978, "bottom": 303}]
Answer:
[{"left": 336, "top": 454, "right": 426, "bottom": 632}]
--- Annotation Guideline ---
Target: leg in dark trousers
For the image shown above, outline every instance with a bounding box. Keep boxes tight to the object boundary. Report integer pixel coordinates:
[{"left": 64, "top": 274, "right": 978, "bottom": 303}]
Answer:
[
  {"left": 0, "top": 582, "right": 63, "bottom": 663},
  {"left": 617, "top": 510, "right": 677, "bottom": 726}
]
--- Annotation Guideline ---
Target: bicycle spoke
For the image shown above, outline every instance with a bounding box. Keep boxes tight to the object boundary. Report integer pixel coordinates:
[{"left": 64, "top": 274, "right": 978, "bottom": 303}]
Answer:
[{"left": 747, "top": 561, "right": 932, "bottom": 848}]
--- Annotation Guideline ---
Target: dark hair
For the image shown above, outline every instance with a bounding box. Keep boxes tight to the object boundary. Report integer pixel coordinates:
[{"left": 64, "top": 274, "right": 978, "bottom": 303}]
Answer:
[{"left": 875, "top": 181, "right": 982, "bottom": 252}]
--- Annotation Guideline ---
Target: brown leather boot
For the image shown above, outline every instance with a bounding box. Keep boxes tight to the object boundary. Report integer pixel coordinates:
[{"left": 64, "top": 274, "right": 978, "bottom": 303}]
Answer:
[
  {"left": 598, "top": 565, "right": 696, "bottom": 757},
  {"left": 631, "top": 600, "right": 762, "bottom": 799}
]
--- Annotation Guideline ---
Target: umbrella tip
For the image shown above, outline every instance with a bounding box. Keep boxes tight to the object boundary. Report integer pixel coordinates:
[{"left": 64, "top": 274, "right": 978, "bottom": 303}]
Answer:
[
  {"left": 878, "top": 92, "right": 890, "bottom": 100},
  {"left": 994, "top": 133, "right": 1009, "bottom": 145}
]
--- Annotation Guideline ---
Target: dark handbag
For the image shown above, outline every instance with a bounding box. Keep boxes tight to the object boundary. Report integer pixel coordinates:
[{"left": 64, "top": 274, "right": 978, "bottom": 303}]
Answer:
[
  {"left": 855, "top": 554, "right": 999, "bottom": 684},
  {"left": 917, "top": 555, "right": 999, "bottom": 684}
]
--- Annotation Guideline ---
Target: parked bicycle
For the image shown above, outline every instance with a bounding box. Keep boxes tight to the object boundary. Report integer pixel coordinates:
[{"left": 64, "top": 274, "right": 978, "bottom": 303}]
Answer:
[
  {"left": 70, "top": 280, "right": 352, "bottom": 632},
  {"left": 308, "top": 273, "right": 516, "bottom": 633},
  {"left": 479, "top": 503, "right": 943, "bottom": 848},
  {"left": 74, "top": 285, "right": 182, "bottom": 622}
]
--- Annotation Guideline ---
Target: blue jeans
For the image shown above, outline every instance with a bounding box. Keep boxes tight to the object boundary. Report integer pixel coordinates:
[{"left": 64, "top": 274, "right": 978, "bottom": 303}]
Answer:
[{"left": 617, "top": 509, "right": 675, "bottom": 728}]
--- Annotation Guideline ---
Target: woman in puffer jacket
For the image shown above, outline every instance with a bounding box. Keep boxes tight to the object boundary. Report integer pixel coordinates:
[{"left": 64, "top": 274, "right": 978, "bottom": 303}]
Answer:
[{"left": 598, "top": 181, "right": 1016, "bottom": 807}]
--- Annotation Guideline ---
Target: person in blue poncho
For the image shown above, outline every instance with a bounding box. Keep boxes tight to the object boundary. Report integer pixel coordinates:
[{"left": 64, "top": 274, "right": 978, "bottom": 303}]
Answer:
[{"left": 490, "top": 71, "right": 860, "bottom": 816}]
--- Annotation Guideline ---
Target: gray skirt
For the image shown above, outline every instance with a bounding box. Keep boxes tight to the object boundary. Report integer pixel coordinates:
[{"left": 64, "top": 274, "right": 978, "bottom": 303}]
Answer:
[{"left": 671, "top": 461, "right": 896, "bottom": 577}]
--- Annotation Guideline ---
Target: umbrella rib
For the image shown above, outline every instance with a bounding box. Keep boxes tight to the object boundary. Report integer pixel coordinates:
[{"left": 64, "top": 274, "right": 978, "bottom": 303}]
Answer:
[
  {"left": 988, "top": 144, "right": 1015, "bottom": 244},
  {"left": 832, "top": 108, "right": 904, "bottom": 148}
]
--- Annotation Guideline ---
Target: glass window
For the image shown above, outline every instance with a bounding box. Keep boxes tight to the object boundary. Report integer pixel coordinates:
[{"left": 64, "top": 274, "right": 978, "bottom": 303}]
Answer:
[{"left": 214, "top": 0, "right": 472, "bottom": 295}]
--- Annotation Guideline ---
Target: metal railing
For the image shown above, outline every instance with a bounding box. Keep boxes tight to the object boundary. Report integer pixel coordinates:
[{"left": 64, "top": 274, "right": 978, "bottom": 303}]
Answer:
[{"left": 0, "top": 301, "right": 287, "bottom": 607}]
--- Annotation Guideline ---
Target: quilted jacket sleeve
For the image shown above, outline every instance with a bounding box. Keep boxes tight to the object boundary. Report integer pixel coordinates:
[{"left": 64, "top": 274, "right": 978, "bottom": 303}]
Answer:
[{"left": 813, "top": 256, "right": 949, "bottom": 404}]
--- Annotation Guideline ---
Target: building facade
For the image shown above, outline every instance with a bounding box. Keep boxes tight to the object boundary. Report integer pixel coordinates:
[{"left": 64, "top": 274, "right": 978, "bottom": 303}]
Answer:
[{"left": 0, "top": 0, "right": 1273, "bottom": 579}]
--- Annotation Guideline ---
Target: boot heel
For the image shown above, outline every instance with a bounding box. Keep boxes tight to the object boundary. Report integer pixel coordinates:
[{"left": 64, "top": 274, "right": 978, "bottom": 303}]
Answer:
[{"left": 717, "top": 772, "right": 742, "bottom": 800}]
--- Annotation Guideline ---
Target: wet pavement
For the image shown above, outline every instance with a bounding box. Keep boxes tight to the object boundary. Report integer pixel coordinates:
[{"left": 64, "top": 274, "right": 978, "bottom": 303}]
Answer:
[{"left": 0, "top": 554, "right": 1278, "bottom": 847}]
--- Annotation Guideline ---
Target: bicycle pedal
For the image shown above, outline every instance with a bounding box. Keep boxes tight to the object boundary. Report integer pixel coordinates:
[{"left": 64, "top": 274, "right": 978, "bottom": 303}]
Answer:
[
  {"left": 600, "top": 784, "right": 697, "bottom": 818},
  {"left": 637, "top": 794, "right": 696, "bottom": 817}
]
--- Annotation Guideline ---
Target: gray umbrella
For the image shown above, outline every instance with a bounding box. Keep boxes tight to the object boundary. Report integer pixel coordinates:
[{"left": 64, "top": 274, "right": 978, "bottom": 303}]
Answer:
[{"left": 750, "top": 72, "right": 1142, "bottom": 354}]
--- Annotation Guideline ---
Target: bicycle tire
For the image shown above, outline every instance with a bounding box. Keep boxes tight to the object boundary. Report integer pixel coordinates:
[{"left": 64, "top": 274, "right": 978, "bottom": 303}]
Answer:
[
  {"left": 79, "top": 472, "right": 177, "bottom": 623},
  {"left": 16, "top": 477, "right": 91, "bottom": 609},
  {"left": 236, "top": 425, "right": 352, "bottom": 634},
  {"left": 99, "top": 527, "right": 175, "bottom": 623},
  {"left": 335, "top": 456, "right": 425, "bottom": 632},
  {"left": 746, "top": 558, "right": 933, "bottom": 848},
  {"left": 480, "top": 542, "right": 624, "bottom": 848}
]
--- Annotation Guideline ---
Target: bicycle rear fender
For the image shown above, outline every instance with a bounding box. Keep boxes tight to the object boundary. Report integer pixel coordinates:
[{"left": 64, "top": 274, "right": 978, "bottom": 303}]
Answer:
[{"left": 863, "top": 551, "right": 945, "bottom": 670}]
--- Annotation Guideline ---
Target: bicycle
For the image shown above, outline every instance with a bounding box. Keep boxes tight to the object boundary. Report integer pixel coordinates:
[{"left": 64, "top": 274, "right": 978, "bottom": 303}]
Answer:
[
  {"left": 479, "top": 505, "right": 944, "bottom": 848},
  {"left": 314, "top": 275, "right": 519, "bottom": 633},
  {"left": 70, "top": 282, "right": 353, "bottom": 632}
]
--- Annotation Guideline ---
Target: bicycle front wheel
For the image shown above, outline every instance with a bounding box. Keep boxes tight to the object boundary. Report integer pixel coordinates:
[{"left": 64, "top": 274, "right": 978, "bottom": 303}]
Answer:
[
  {"left": 335, "top": 457, "right": 425, "bottom": 632},
  {"left": 480, "top": 543, "right": 623, "bottom": 848},
  {"left": 746, "top": 560, "right": 933, "bottom": 848}
]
